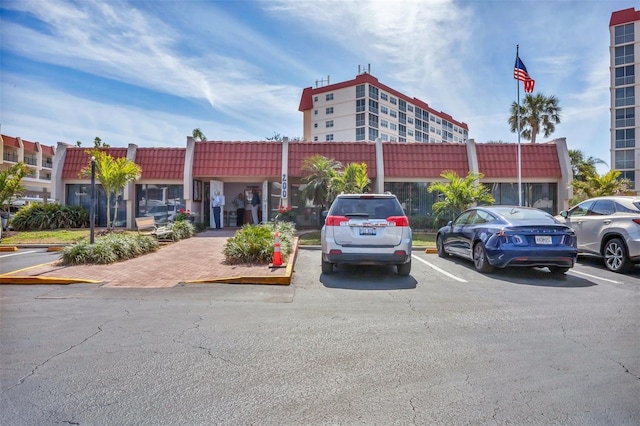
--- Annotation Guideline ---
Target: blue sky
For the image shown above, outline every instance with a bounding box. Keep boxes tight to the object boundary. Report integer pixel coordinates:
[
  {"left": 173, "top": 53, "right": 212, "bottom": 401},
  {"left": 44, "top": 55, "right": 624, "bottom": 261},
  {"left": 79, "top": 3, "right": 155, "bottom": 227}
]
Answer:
[{"left": 0, "top": 0, "right": 633, "bottom": 172}]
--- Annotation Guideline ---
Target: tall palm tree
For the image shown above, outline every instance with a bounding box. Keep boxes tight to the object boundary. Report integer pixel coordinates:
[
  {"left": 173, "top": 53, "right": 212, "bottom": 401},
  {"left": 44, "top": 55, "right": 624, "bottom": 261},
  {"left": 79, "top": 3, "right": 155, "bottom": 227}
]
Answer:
[
  {"left": 509, "top": 93, "right": 562, "bottom": 143},
  {"left": 80, "top": 150, "right": 142, "bottom": 229},
  {"left": 192, "top": 128, "right": 207, "bottom": 141},
  {"left": 300, "top": 154, "right": 342, "bottom": 210},
  {"left": 428, "top": 171, "right": 494, "bottom": 221}
]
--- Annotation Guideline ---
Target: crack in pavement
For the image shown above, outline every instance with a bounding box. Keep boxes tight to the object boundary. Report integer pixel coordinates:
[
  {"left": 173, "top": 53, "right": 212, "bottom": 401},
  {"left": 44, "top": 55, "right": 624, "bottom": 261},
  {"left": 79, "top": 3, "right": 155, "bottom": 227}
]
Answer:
[{"left": 2, "top": 321, "right": 111, "bottom": 393}]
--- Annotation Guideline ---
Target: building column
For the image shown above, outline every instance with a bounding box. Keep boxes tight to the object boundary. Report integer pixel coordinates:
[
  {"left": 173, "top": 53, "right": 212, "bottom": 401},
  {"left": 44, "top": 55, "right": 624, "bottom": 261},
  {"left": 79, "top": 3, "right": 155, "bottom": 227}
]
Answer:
[
  {"left": 554, "top": 137, "right": 573, "bottom": 210},
  {"left": 375, "top": 137, "right": 384, "bottom": 193}
]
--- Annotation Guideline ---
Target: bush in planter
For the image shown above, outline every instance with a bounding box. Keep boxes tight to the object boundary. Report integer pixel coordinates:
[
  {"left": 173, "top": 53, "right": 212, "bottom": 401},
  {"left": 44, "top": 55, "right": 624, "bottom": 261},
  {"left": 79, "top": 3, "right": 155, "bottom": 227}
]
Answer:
[
  {"left": 223, "top": 222, "right": 294, "bottom": 264},
  {"left": 171, "top": 220, "right": 195, "bottom": 240},
  {"left": 11, "top": 203, "right": 88, "bottom": 231},
  {"left": 60, "top": 233, "right": 158, "bottom": 265}
]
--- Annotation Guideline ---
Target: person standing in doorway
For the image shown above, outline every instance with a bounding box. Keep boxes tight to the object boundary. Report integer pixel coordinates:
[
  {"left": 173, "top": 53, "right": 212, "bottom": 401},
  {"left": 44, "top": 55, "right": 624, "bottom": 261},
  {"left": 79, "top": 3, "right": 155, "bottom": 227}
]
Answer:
[
  {"left": 251, "top": 189, "right": 260, "bottom": 225},
  {"left": 232, "top": 193, "right": 245, "bottom": 227},
  {"left": 212, "top": 191, "right": 223, "bottom": 230}
]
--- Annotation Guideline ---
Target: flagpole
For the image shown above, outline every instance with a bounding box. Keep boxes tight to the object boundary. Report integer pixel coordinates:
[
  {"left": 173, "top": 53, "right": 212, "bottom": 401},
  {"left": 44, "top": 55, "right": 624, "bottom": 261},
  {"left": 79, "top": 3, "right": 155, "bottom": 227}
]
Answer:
[{"left": 516, "top": 45, "right": 522, "bottom": 207}]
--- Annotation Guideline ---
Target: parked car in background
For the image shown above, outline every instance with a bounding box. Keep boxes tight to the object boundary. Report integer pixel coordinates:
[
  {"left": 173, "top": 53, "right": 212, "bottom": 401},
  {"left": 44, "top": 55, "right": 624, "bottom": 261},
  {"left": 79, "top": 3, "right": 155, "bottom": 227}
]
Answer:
[
  {"left": 556, "top": 196, "right": 640, "bottom": 273},
  {"left": 436, "top": 206, "right": 577, "bottom": 275},
  {"left": 321, "top": 193, "right": 412, "bottom": 276}
]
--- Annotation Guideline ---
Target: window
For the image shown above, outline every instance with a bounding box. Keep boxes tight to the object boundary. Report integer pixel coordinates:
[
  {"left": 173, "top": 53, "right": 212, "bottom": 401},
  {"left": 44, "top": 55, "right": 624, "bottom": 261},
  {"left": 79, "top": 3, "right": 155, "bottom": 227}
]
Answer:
[
  {"left": 369, "top": 128, "right": 379, "bottom": 140},
  {"left": 369, "top": 113, "right": 379, "bottom": 128},
  {"left": 326, "top": 93, "right": 334, "bottom": 101},
  {"left": 615, "top": 23, "right": 634, "bottom": 45},
  {"left": 390, "top": 136, "right": 397, "bottom": 142},
  {"left": 615, "top": 107, "right": 635, "bottom": 128},
  {"left": 326, "top": 107, "right": 334, "bottom": 115},
  {"left": 326, "top": 120, "right": 334, "bottom": 128},
  {"left": 615, "top": 129, "right": 635, "bottom": 148},
  {"left": 369, "top": 85, "right": 379, "bottom": 100},
  {"left": 369, "top": 99, "right": 379, "bottom": 114},
  {"left": 314, "top": 136, "right": 318, "bottom": 141},
  {"left": 314, "top": 123, "right": 318, "bottom": 128},
  {"left": 381, "top": 133, "right": 389, "bottom": 141},
  {"left": 390, "top": 109, "right": 397, "bottom": 118},
  {"left": 356, "top": 113, "right": 366, "bottom": 127},
  {"left": 415, "top": 119, "right": 423, "bottom": 131},
  {"left": 390, "top": 123, "right": 397, "bottom": 131},
  {"left": 356, "top": 84, "right": 365, "bottom": 98},
  {"left": 615, "top": 149, "right": 634, "bottom": 169},
  {"left": 381, "top": 105, "right": 389, "bottom": 114},
  {"left": 356, "top": 127, "right": 366, "bottom": 141},
  {"left": 399, "top": 124, "right": 406, "bottom": 137},
  {"left": 314, "top": 109, "right": 318, "bottom": 115},
  {"left": 615, "top": 45, "right": 634, "bottom": 66},
  {"left": 389, "top": 97, "right": 397, "bottom": 105},
  {"left": 615, "top": 65, "right": 635, "bottom": 86},
  {"left": 381, "top": 119, "right": 388, "bottom": 128},
  {"left": 399, "top": 137, "right": 406, "bottom": 143},
  {"left": 615, "top": 86, "right": 635, "bottom": 107},
  {"left": 326, "top": 134, "right": 334, "bottom": 142},
  {"left": 620, "top": 170, "right": 635, "bottom": 185},
  {"left": 356, "top": 98, "right": 366, "bottom": 112},
  {"left": 407, "top": 105, "right": 414, "bottom": 113},
  {"left": 380, "top": 93, "right": 388, "bottom": 101},
  {"left": 399, "top": 99, "right": 406, "bottom": 112},
  {"left": 399, "top": 112, "right": 406, "bottom": 124},
  {"left": 314, "top": 96, "right": 318, "bottom": 102},
  {"left": 408, "top": 129, "right": 414, "bottom": 137},
  {"left": 407, "top": 117, "right": 414, "bottom": 125}
]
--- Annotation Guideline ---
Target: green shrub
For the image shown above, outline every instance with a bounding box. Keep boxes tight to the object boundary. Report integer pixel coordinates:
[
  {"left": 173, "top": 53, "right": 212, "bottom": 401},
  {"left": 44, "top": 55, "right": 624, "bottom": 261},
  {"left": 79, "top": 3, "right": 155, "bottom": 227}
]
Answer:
[
  {"left": 11, "top": 203, "right": 88, "bottom": 231},
  {"left": 59, "top": 233, "right": 158, "bottom": 265},
  {"left": 223, "top": 222, "right": 294, "bottom": 264},
  {"left": 171, "top": 220, "right": 195, "bottom": 240}
]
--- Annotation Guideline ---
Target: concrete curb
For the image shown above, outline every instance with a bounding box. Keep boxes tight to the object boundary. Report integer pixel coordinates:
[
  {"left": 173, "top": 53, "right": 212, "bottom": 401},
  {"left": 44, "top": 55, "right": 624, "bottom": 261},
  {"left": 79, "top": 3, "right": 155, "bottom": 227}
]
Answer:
[{"left": 0, "top": 276, "right": 101, "bottom": 285}]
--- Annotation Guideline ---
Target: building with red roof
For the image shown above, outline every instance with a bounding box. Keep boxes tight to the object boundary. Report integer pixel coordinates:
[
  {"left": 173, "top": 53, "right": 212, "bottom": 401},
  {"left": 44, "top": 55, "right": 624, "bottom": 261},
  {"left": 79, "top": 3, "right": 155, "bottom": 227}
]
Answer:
[{"left": 41, "top": 136, "right": 571, "bottom": 230}]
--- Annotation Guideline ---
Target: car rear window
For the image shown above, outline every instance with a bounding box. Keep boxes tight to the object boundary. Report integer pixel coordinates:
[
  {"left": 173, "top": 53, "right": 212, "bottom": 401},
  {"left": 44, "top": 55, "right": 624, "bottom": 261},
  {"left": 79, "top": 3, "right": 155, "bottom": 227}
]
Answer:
[
  {"left": 331, "top": 197, "right": 405, "bottom": 219},
  {"left": 492, "top": 207, "right": 552, "bottom": 220}
]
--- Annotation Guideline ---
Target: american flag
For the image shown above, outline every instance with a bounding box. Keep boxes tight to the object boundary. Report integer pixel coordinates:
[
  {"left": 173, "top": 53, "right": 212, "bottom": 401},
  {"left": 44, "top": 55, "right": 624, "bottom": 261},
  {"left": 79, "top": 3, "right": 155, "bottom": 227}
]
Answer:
[{"left": 514, "top": 55, "right": 535, "bottom": 93}]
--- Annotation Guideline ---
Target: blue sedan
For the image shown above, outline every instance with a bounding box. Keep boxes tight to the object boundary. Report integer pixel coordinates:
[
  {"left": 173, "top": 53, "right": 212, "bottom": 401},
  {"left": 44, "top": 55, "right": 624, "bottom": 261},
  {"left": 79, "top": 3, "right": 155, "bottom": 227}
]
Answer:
[{"left": 436, "top": 206, "right": 578, "bottom": 274}]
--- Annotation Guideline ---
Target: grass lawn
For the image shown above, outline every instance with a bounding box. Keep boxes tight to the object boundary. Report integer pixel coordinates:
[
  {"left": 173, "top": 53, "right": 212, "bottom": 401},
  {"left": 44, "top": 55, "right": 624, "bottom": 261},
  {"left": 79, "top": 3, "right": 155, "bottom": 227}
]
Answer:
[{"left": 0, "top": 229, "right": 138, "bottom": 244}]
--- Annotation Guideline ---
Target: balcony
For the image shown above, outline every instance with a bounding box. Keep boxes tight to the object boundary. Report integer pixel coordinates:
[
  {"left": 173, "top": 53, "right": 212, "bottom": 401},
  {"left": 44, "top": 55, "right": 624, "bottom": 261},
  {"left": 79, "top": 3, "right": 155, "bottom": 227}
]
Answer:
[
  {"left": 3, "top": 152, "right": 19, "bottom": 162},
  {"left": 24, "top": 157, "right": 38, "bottom": 166}
]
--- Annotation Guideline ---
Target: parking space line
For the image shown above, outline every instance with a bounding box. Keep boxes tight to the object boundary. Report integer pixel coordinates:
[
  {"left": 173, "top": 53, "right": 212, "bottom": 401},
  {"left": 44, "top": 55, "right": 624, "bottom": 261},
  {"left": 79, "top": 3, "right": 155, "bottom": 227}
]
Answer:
[
  {"left": 568, "top": 269, "right": 622, "bottom": 284},
  {"left": 412, "top": 254, "right": 468, "bottom": 282},
  {"left": 0, "top": 250, "right": 37, "bottom": 258}
]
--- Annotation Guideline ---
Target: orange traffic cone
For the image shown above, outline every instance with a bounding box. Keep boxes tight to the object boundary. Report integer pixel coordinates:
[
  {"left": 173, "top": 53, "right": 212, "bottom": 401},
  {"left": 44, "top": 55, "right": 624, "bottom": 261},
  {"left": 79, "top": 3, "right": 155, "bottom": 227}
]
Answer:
[{"left": 271, "top": 230, "right": 284, "bottom": 268}]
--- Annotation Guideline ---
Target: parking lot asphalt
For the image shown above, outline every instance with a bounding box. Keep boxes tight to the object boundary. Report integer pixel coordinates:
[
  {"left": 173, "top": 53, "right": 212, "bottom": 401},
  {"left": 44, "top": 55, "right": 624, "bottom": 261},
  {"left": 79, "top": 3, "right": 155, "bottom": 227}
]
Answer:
[{"left": 0, "top": 229, "right": 296, "bottom": 287}]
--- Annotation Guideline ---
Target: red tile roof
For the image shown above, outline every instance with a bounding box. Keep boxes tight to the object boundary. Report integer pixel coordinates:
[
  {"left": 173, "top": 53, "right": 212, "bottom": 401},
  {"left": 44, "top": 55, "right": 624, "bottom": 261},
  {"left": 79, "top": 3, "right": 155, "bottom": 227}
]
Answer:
[
  {"left": 136, "top": 147, "right": 185, "bottom": 180},
  {"left": 41, "top": 145, "right": 55, "bottom": 156},
  {"left": 610, "top": 8, "right": 640, "bottom": 26},
  {"left": 298, "top": 73, "right": 468, "bottom": 130},
  {"left": 22, "top": 139, "right": 37, "bottom": 153},
  {"left": 61, "top": 147, "right": 128, "bottom": 179},
  {"left": 2, "top": 135, "right": 20, "bottom": 148},
  {"left": 384, "top": 143, "right": 469, "bottom": 178},
  {"left": 288, "top": 141, "right": 377, "bottom": 178},
  {"left": 476, "top": 143, "right": 561, "bottom": 179},
  {"left": 193, "top": 141, "right": 282, "bottom": 177}
]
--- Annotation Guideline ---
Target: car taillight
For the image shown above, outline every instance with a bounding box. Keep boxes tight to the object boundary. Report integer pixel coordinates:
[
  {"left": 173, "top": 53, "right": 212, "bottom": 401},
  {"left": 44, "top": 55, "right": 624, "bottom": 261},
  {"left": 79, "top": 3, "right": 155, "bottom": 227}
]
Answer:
[
  {"left": 325, "top": 215, "right": 348, "bottom": 226},
  {"left": 633, "top": 219, "right": 640, "bottom": 226},
  {"left": 387, "top": 216, "right": 409, "bottom": 226}
]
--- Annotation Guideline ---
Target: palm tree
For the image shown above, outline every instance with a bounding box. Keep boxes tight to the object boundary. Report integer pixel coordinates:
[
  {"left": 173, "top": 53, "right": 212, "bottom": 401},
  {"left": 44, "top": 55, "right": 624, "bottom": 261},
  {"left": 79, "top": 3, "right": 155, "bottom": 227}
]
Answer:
[
  {"left": 568, "top": 149, "right": 607, "bottom": 181},
  {"left": 300, "top": 154, "right": 342, "bottom": 210},
  {"left": 80, "top": 150, "right": 142, "bottom": 229},
  {"left": 509, "top": 93, "right": 562, "bottom": 143},
  {"left": 332, "top": 162, "right": 370, "bottom": 194},
  {"left": 428, "top": 170, "right": 494, "bottom": 221},
  {"left": 571, "top": 170, "right": 632, "bottom": 204},
  {"left": 192, "top": 128, "right": 207, "bottom": 141}
]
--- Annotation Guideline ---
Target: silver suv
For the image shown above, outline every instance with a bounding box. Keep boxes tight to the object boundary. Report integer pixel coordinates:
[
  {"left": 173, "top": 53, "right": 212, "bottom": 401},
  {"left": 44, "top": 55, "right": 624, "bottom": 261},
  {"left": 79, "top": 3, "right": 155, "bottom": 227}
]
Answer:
[
  {"left": 321, "top": 193, "right": 412, "bottom": 275},
  {"left": 557, "top": 196, "right": 640, "bottom": 273}
]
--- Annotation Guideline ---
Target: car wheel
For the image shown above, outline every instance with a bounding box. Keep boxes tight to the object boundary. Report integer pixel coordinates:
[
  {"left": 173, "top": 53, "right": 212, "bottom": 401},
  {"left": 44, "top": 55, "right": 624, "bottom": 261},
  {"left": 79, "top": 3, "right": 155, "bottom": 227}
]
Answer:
[
  {"left": 436, "top": 235, "right": 448, "bottom": 258},
  {"left": 548, "top": 266, "right": 569, "bottom": 275},
  {"left": 397, "top": 259, "right": 411, "bottom": 276},
  {"left": 321, "top": 257, "right": 334, "bottom": 274},
  {"left": 603, "top": 238, "right": 633, "bottom": 273},
  {"left": 473, "top": 242, "right": 494, "bottom": 273}
]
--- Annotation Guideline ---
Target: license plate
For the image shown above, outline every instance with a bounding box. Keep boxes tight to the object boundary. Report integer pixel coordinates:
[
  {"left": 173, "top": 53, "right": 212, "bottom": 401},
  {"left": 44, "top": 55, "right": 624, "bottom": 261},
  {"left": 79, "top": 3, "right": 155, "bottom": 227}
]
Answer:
[
  {"left": 359, "top": 227, "right": 377, "bottom": 236},
  {"left": 535, "top": 235, "right": 552, "bottom": 244}
]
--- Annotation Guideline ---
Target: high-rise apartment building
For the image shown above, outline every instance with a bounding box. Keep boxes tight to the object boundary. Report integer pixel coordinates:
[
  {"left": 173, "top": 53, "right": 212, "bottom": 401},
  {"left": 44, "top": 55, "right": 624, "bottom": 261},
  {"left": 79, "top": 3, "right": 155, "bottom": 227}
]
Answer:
[
  {"left": 610, "top": 7, "right": 640, "bottom": 191},
  {"left": 298, "top": 70, "right": 468, "bottom": 144}
]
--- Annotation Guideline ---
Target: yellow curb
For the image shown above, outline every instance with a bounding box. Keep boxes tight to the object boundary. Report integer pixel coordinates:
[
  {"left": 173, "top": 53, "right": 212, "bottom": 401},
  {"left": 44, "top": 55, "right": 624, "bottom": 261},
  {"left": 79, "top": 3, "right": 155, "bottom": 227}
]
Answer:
[
  {"left": 0, "top": 276, "right": 102, "bottom": 285},
  {"left": 0, "top": 246, "right": 18, "bottom": 252},
  {"left": 424, "top": 247, "right": 437, "bottom": 254},
  {"left": 47, "top": 246, "right": 65, "bottom": 252}
]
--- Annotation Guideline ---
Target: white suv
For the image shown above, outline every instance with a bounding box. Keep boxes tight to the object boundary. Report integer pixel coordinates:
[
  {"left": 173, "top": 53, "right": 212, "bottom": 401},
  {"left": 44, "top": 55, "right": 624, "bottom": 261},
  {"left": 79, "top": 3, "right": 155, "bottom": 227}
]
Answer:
[
  {"left": 557, "top": 196, "right": 640, "bottom": 273},
  {"left": 321, "top": 193, "right": 412, "bottom": 275}
]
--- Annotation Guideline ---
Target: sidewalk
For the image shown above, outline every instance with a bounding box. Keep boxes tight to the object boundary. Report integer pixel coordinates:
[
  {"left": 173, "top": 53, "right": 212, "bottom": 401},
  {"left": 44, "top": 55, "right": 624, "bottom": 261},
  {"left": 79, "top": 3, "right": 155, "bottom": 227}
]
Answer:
[{"left": 0, "top": 229, "right": 296, "bottom": 288}]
